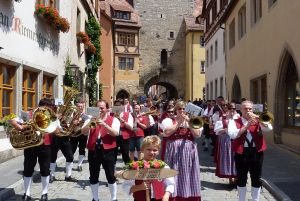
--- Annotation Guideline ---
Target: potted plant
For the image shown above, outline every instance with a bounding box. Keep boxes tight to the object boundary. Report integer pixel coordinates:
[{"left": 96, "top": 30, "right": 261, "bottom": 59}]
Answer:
[{"left": 76, "top": 32, "right": 90, "bottom": 44}]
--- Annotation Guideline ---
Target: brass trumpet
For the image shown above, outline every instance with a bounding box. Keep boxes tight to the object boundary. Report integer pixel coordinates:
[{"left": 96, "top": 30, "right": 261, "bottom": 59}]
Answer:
[
  {"left": 189, "top": 116, "right": 204, "bottom": 129},
  {"left": 259, "top": 111, "right": 274, "bottom": 125}
]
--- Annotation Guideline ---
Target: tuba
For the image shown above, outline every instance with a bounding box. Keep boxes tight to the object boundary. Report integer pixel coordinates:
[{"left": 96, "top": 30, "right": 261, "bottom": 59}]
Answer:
[
  {"left": 56, "top": 86, "right": 80, "bottom": 137},
  {"left": 7, "top": 107, "right": 59, "bottom": 150}
]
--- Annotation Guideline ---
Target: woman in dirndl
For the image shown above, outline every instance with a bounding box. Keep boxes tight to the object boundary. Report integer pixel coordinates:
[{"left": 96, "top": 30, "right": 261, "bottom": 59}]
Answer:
[
  {"left": 161, "top": 101, "right": 202, "bottom": 201},
  {"left": 214, "top": 102, "right": 239, "bottom": 185}
]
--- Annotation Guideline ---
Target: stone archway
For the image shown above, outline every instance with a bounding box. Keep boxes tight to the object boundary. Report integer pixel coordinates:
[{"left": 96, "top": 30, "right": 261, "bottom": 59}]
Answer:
[
  {"left": 144, "top": 76, "right": 178, "bottom": 100},
  {"left": 116, "top": 89, "right": 130, "bottom": 100},
  {"left": 274, "top": 49, "right": 299, "bottom": 144},
  {"left": 232, "top": 75, "right": 241, "bottom": 102}
]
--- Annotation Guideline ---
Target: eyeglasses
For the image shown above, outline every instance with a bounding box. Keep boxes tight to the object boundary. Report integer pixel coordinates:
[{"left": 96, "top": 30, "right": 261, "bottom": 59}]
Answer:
[
  {"left": 229, "top": 108, "right": 236, "bottom": 110},
  {"left": 177, "top": 108, "right": 185, "bottom": 111},
  {"left": 222, "top": 104, "right": 228, "bottom": 107},
  {"left": 167, "top": 111, "right": 174, "bottom": 113}
]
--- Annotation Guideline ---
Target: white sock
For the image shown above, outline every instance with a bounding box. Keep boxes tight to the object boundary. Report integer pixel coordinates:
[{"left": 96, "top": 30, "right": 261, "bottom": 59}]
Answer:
[
  {"left": 41, "top": 176, "right": 49, "bottom": 195},
  {"left": 66, "top": 162, "right": 73, "bottom": 177},
  {"left": 90, "top": 183, "right": 99, "bottom": 201},
  {"left": 78, "top": 155, "right": 84, "bottom": 167},
  {"left": 237, "top": 186, "right": 247, "bottom": 201},
  {"left": 23, "top": 176, "right": 32, "bottom": 196},
  {"left": 251, "top": 187, "right": 261, "bottom": 201},
  {"left": 108, "top": 182, "right": 117, "bottom": 200},
  {"left": 50, "top": 163, "right": 56, "bottom": 177}
]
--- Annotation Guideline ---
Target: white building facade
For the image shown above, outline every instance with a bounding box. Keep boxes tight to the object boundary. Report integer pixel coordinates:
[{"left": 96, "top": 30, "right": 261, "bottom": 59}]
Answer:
[{"left": 0, "top": 0, "right": 72, "bottom": 117}]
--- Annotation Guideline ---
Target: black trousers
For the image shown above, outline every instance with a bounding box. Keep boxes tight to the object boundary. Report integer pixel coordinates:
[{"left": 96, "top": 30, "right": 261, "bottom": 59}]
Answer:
[
  {"left": 203, "top": 123, "right": 210, "bottom": 139},
  {"left": 234, "top": 148, "right": 264, "bottom": 188},
  {"left": 116, "top": 136, "right": 130, "bottom": 164},
  {"left": 70, "top": 135, "right": 88, "bottom": 155},
  {"left": 23, "top": 145, "right": 51, "bottom": 177},
  {"left": 51, "top": 136, "right": 74, "bottom": 163},
  {"left": 88, "top": 143, "right": 116, "bottom": 185}
]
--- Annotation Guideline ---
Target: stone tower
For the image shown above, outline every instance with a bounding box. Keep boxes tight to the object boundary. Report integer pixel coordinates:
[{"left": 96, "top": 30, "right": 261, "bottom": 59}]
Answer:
[{"left": 134, "top": 0, "right": 195, "bottom": 99}]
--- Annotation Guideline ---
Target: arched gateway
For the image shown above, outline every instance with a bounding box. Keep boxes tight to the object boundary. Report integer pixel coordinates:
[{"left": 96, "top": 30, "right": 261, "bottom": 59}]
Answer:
[{"left": 144, "top": 76, "right": 178, "bottom": 100}]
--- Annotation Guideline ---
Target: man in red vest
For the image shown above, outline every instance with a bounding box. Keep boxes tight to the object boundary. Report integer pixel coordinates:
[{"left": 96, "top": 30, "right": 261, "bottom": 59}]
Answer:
[
  {"left": 227, "top": 100, "right": 273, "bottom": 201},
  {"left": 82, "top": 100, "right": 120, "bottom": 201}
]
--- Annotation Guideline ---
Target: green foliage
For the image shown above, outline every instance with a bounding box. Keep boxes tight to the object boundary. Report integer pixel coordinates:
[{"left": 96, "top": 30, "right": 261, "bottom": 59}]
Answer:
[
  {"left": 63, "top": 56, "right": 78, "bottom": 89},
  {"left": 86, "top": 16, "right": 102, "bottom": 106},
  {"left": 99, "top": 83, "right": 103, "bottom": 100}
]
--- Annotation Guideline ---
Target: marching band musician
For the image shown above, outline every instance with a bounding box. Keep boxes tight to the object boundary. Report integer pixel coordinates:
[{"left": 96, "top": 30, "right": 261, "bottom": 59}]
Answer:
[
  {"left": 161, "top": 101, "right": 202, "bottom": 201},
  {"left": 82, "top": 100, "right": 120, "bottom": 201},
  {"left": 202, "top": 100, "right": 213, "bottom": 152},
  {"left": 129, "top": 104, "right": 149, "bottom": 161},
  {"left": 227, "top": 100, "right": 273, "bottom": 201},
  {"left": 49, "top": 101, "right": 77, "bottom": 183},
  {"left": 70, "top": 101, "right": 89, "bottom": 171},
  {"left": 113, "top": 99, "right": 133, "bottom": 165},
  {"left": 14, "top": 98, "right": 59, "bottom": 201},
  {"left": 124, "top": 98, "right": 133, "bottom": 113}
]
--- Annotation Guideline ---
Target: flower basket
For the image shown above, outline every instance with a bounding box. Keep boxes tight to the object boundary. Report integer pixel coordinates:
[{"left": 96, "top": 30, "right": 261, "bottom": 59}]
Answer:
[
  {"left": 76, "top": 32, "right": 90, "bottom": 44},
  {"left": 35, "top": 4, "right": 70, "bottom": 33},
  {"left": 125, "top": 160, "right": 166, "bottom": 170}
]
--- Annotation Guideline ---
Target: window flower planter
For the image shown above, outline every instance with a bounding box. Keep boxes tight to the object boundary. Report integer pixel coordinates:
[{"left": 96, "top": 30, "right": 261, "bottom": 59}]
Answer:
[
  {"left": 85, "top": 41, "right": 96, "bottom": 54},
  {"left": 76, "top": 32, "right": 90, "bottom": 44},
  {"left": 35, "top": 4, "right": 70, "bottom": 33}
]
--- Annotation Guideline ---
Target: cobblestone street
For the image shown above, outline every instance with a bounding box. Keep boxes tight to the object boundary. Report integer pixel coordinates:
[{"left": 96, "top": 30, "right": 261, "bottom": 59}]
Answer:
[{"left": 4, "top": 138, "right": 276, "bottom": 201}]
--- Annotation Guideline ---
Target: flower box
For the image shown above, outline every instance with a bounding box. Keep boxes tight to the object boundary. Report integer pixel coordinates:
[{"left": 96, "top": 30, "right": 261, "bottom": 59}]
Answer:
[
  {"left": 76, "top": 32, "right": 90, "bottom": 44},
  {"left": 35, "top": 4, "right": 70, "bottom": 33}
]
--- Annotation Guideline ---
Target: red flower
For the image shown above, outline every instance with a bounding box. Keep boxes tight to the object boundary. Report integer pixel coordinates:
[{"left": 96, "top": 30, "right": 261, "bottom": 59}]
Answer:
[
  {"left": 143, "top": 161, "right": 150, "bottom": 169},
  {"left": 152, "top": 161, "right": 161, "bottom": 168},
  {"left": 132, "top": 161, "right": 139, "bottom": 170}
]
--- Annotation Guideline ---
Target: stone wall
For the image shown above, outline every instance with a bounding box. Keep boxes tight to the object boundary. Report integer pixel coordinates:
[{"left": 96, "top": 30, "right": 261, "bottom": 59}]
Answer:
[{"left": 134, "top": 0, "right": 195, "bottom": 98}]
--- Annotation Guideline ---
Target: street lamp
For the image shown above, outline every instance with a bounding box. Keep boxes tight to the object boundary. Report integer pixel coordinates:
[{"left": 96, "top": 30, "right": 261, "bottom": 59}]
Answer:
[{"left": 69, "top": 64, "right": 80, "bottom": 78}]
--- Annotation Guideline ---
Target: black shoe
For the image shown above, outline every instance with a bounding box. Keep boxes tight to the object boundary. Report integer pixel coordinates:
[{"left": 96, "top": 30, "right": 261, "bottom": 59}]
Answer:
[
  {"left": 65, "top": 176, "right": 78, "bottom": 182},
  {"left": 77, "top": 166, "right": 83, "bottom": 172},
  {"left": 22, "top": 194, "right": 32, "bottom": 201},
  {"left": 203, "top": 147, "right": 208, "bottom": 151},
  {"left": 40, "top": 193, "right": 48, "bottom": 201},
  {"left": 49, "top": 176, "right": 56, "bottom": 183},
  {"left": 202, "top": 141, "right": 205, "bottom": 145}
]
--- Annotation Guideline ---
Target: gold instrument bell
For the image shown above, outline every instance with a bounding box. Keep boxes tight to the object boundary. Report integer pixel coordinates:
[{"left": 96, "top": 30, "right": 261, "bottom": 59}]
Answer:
[
  {"left": 257, "top": 103, "right": 274, "bottom": 126},
  {"left": 8, "top": 107, "right": 59, "bottom": 150},
  {"left": 189, "top": 116, "right": 204, "bottom": 129}
]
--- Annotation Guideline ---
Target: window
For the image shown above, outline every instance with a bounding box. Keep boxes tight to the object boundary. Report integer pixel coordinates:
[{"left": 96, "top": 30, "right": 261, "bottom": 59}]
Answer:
[
  {"left": 238, "top": 4, "right": 246, "bottom": 39},
  {"left": 210, "top": 45, "right": 213, "bottom": 65},
  {"left": 37, "top": 0, "right": 60, "bottom": 10},
  {"left": 206, "top": 83, "right": 209, "bottom": 100},
  {"left": 169, "top": 31, "right": 175, "bottom": 39},
  {"left": 200, "top": 61, "right": 205, "bottom": 73},
  {"left": 215, "top": 40, "right": 218, "bottom": 61},
  {"left": 200, "top": 36, "right": 205, "bottom": 47},
  {"left": 77, "top": 9, "right": 81, "bottom": 58},
  {"left": 0, "top": 65, "right": 14, "bottom": 117},
  {"left": 118, "top": 33, "right": 135, "bottom": 46},
  {"left": 215, "top": 79, "right": 218, "bottom": 98},
  {"left": 119, "top": 57, "right": 134, "bottom": 70},
  {"left": 206, "top": 50, "right": 209, "bottom": 67},
  {"left": 229, "top": 19, "right": 235, "bottom": 49},
  {"left": 220, "top": 77, "right": 223, "bottom": 97},
  {"left": 161, "top": 49, "right": 168, "bottom": 67},
  {"left": 285, "top": 59, "right": 300, "bottom": 127},
  {"left": 250, "top": 74, "right": 267, "bottom": 104},
  {"left": 251, "top": 0, "right": 262, "bottom": 25},
  {"left": 114, "top": 11, "right": 130, "bottom": 20},
  {"left": 223, "top": 31, "right": 225, "bottom": 53},
  {"left": 23, "top": 70, "right": 37, "bottom": 111},
  {"left": 268, "top": 0, "right": 277, "bottom": 8},
  {"left": 212, "top": 2, "right": 217, "bottom": 21},
  {"left": 43, "top": 75, "right": 54, "bottom": 98}
]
